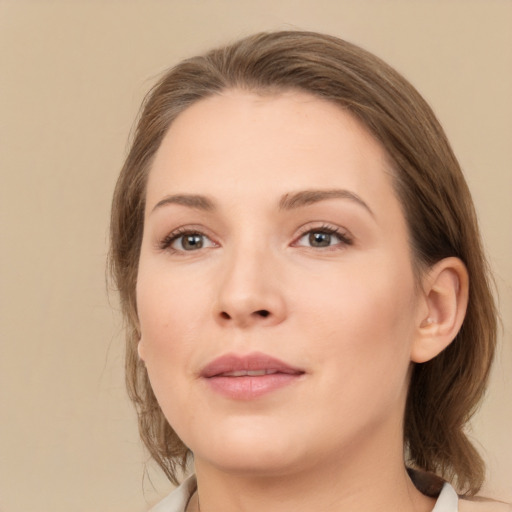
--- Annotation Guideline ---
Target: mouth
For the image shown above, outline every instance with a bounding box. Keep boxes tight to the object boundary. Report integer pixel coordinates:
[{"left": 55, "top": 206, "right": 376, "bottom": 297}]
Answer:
[
  {"left": 200, "top": 352, "right": 305, "bottom": 400},
  {"left": 217, "top": 369, "right": 283, "bottom": 377}
]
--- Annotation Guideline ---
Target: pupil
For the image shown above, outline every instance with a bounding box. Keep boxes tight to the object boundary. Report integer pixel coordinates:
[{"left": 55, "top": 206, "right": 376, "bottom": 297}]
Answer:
[
  {"left": 309, "top": 232, "right": 331, "bottom": 247},
  {"left": 183, "top": 234, "right": 203, "bottom": 250}
]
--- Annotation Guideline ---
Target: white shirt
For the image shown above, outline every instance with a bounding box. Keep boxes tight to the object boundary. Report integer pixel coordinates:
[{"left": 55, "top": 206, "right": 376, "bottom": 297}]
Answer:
[{"left": 149, "top": 476, "right": 459, "bottom": 512}]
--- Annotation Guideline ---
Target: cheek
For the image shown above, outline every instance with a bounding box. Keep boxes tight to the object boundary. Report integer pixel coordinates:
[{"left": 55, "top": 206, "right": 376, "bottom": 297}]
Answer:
[
  {"left": 294, "top": 259, "right": 418, "bottom": 384},
  {"left": 136, "top": 262, "right": 209, "bottom": 372},
  {"left": 136, "top": 274, "right": 205, "bottom": 431}
]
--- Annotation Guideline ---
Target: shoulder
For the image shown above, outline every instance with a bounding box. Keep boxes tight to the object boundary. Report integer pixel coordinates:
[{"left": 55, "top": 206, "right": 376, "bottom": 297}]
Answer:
[{"left": 458, "top": 498, "right": 512, "bottom": 512}]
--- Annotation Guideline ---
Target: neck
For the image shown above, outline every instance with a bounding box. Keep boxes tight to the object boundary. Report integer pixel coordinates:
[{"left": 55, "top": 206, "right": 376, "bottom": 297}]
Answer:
[{"left": 190, "top": 432, "right": 435, "bottom": 512}]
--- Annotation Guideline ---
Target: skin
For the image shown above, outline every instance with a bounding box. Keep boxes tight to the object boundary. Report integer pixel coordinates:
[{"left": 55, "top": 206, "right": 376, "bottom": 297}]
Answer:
[{"left": 137, "top": 90, "right": 468, "bottom": 512}]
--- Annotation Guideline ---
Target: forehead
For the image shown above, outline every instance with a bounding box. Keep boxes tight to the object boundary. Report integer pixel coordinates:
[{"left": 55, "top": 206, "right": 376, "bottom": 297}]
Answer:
[{"left": 146, "top": 89, "right": 399, "bottom": 217}]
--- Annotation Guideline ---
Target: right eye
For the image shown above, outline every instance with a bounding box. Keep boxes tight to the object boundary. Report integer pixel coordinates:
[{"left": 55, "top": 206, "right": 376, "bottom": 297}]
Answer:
[{"left": 161, "top": 230, "right": 216, "bottom": 252}]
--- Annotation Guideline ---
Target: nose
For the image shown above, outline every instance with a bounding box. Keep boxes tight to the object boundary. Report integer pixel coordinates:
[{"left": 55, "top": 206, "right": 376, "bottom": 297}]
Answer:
[{"left": 214, "top": 245, "right": 287, "bottom": 328}]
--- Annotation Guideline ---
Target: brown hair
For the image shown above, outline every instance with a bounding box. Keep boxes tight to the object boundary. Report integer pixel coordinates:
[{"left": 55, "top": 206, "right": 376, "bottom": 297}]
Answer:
[{"left": 109, "top": 31, "right": 497, "bottom": 494}]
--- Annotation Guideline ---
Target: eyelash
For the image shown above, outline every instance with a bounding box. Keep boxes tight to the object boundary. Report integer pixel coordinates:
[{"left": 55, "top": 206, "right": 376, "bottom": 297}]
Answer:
[
  {"left": 158, "top": 227, "right": 215, "bottom": 252},
  {"left": 294, "top": 224, "right": 353, "bottom": 249},
  {"left": 158, "top": 224, "right": 353, "bottom": 253}
]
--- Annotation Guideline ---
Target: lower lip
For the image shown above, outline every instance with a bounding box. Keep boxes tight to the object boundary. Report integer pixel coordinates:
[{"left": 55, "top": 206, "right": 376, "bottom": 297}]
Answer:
[{"left": 205, "top": 373, "right": 302, "bottom": 400}]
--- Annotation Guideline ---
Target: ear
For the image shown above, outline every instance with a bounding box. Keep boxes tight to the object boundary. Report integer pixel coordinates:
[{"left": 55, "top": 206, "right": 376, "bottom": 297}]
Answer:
[
  {"left": 137, "top": 337, "right": 146, "bottom": 361},
  {"left": 411, "top": 257, "right": 469, "bottom": 363}
]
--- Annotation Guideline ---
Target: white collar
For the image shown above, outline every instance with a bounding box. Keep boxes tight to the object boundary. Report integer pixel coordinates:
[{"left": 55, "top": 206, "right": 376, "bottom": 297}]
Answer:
[{"left": 433, "top": 482, "right": 459, "bottom": 512}]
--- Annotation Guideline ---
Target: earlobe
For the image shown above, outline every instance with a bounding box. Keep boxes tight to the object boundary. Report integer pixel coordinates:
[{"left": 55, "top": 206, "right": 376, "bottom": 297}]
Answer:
[{"left": 411, "top": 257, "right": 469, "bottom": 363}]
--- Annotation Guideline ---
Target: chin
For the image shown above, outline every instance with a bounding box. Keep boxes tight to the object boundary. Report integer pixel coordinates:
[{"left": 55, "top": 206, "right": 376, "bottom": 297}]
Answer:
[{"left": 190, "top": 419, "right": 309, "bottom": 476}]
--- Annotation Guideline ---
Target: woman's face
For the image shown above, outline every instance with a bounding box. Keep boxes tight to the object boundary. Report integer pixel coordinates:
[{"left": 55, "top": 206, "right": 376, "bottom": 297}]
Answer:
[{"left": 137, "top": 90, "right": 424, "bottom": 476}]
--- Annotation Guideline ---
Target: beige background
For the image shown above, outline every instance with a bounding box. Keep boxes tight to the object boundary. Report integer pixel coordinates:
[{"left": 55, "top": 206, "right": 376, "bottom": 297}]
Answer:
[{"left": 1, "top": 1, "right": 511, "bottom": 510}]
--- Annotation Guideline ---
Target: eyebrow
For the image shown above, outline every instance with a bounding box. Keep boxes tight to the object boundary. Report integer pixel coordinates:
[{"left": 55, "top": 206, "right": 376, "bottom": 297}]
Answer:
[
  {"left": 279, "top": 189, "right": 374, "bottom": 216},
  {"left": 151, "top": 188, "right": 373, "bottom": 216},
  {"left": 151, "top": 194, "right": 216, "bottom": 213}
]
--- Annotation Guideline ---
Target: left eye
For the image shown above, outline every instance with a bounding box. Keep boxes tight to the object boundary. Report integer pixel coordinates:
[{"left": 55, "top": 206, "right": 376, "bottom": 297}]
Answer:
[{"left": 295, "top": 229, "right": 350, "bottom": 248}]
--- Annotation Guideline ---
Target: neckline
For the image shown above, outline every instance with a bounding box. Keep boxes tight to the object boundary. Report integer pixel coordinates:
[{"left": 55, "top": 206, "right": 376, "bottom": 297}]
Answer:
[{"left": 150, "top": 475, "right": 459, "bottom": 512}]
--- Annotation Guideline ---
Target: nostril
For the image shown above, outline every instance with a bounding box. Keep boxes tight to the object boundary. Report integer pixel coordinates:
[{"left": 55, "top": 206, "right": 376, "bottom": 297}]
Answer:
[{"left": 218, "top": 309, "right": 271, "bottom": 321}]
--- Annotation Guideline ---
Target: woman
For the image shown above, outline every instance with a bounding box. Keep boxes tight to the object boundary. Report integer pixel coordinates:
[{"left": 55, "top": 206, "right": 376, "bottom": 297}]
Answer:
[{"left": 110, "top": 31, "right": 508, "bottom": 511}]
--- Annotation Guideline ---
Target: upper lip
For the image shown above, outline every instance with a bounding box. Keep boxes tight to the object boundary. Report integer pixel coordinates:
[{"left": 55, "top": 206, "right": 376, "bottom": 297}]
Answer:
[{"left": 200, "top": 352, "right": 305, "bottom": 378}]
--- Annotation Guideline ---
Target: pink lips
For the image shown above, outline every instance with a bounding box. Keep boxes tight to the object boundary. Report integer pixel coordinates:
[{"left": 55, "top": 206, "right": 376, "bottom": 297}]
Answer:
[{"left": 200, "top": 352, "right": 305, "bottom": 400}]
